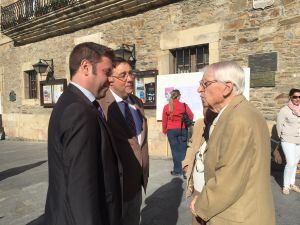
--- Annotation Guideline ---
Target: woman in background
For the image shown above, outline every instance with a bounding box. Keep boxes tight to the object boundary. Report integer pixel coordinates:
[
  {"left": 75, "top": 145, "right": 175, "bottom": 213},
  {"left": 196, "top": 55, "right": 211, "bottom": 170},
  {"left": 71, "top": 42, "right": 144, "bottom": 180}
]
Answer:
[
  {"left": 277, "top": 88, "right": 300, "bottom": 195},
  {"left": 162, "top": 89, "right": 194, "bottom": 178},
  {"left": 184, "top": 100, "right": 218, "bottom": 225}
]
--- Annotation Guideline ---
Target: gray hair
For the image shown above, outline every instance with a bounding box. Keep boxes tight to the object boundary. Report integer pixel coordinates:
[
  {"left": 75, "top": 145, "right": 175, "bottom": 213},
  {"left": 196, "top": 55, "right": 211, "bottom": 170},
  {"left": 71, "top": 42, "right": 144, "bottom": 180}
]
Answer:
[{"left": 203, "top": 61, "right": 245, "bottom": 95}]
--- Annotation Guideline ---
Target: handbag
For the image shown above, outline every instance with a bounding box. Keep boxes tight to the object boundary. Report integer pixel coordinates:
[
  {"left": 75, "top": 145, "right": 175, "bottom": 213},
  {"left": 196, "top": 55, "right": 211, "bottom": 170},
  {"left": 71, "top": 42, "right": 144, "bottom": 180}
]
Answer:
[{"left": 181, "top": 103, "right": 194, "bottom": 129}]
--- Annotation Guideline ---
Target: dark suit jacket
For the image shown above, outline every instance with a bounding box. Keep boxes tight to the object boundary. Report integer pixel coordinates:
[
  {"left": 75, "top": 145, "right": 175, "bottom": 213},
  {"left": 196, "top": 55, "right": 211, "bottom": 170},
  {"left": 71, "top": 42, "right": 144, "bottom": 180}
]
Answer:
[
  {"left": 99, "top": 89, "right": 149, "bottom": 201},
  {"left": 44, "top": 84, "right": 123, "bottom": 225}
]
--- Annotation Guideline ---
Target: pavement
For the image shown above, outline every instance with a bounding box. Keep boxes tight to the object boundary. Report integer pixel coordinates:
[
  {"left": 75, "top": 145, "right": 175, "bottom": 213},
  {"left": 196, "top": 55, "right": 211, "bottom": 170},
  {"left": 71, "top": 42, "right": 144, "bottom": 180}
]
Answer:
[{"left": 0, "top": 140, "right": 299, "bottom": 225}]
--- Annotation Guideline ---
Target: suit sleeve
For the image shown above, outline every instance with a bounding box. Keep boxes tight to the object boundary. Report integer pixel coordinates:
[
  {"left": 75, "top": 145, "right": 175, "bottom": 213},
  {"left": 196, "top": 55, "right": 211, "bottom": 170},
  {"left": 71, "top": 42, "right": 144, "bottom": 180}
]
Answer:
[
  {"left": 162, "top": 105, "right": 168, "bottom": 134},
  {"left": 61, "top": 103, "right": 104, "bottom": 225},
  {"left": 194, "top": 117, "right": 253, "bottom": 221}
]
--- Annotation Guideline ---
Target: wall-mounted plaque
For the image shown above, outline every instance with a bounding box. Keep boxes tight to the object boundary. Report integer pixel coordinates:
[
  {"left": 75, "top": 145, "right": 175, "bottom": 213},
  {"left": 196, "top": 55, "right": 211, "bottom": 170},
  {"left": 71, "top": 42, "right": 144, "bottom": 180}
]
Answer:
[
  {"left": 249, "top": 52, "right": 277, "bottom": 72},
  {"left": 9, "top": 91, "right": 16, "bottom": 102},
  {"left": 253, "top": 0, "right": 274, "bottom": 9},
  {"left": 250, "top": 71, "right": 275, "bottom": 88},
  {"left": 248, "top": 52, "right": 277, "bottom": 87},
  {"left": 40, "top": 79, "right": 67, "bottom": 107}
]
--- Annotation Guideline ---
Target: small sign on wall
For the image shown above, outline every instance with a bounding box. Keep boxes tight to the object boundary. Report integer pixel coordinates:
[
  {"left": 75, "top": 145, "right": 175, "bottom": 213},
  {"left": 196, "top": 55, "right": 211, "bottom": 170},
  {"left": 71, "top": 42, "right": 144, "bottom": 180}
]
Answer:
[
  {"left": 134, "top": 70, "right": 158, "bottom": 109},
  {"left": 9, "top": 91, "right": 16, "bottom": 102},
  {"left": 40, "top": 79, "right": 67, "bottom": 107}
]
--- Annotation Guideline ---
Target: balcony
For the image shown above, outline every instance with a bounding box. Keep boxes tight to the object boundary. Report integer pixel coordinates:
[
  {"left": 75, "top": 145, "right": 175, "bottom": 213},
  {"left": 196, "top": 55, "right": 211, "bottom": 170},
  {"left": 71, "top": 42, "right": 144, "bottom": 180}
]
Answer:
[{"left": 1, "top": 0, "right": 174, "bottom": 46}]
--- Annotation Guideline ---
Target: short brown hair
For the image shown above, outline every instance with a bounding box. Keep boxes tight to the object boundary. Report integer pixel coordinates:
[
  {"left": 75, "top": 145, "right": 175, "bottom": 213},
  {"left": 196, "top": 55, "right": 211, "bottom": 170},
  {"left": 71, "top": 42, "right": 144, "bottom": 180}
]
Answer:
[{"left": 69, "top": 42, "right": 114, "bottom": 78}]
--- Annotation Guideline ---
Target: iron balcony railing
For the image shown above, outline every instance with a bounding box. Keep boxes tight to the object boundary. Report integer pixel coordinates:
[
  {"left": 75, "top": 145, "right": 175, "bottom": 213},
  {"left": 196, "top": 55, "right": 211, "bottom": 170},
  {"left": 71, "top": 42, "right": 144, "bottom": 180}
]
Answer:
[{"left": 1, "top": 0, "right": 80, "bottom": 30}]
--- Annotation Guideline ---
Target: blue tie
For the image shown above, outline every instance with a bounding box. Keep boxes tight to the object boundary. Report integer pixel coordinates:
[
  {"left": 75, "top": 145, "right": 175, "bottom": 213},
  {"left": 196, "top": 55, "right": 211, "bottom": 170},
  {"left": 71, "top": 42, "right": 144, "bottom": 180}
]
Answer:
[{"left": 122, "top": 101, "right": 136, "bottom": 136}]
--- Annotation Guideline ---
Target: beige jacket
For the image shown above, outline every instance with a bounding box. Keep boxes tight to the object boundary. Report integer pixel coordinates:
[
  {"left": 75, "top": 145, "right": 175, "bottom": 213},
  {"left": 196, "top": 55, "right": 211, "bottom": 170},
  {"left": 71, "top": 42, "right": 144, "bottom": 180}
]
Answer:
[
  {"left": 182, "top": 119, "right": 205, "bottom": 197},
  {"left": 276, "top": 105, "right": 300, "bottom": 144},
  {"left": 195, "top": 95, "right": 275, "bottom": 225}
]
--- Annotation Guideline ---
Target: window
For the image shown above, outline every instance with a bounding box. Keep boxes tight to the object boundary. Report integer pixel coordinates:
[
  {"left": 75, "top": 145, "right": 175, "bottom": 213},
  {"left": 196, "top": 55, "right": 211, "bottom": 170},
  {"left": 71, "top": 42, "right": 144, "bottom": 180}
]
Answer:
[
  {"left": 24, "top": 70, "right": 38, "bottom": 99},
  {"left": 171, "top": 44, "right": 209, "bottom": 73}
]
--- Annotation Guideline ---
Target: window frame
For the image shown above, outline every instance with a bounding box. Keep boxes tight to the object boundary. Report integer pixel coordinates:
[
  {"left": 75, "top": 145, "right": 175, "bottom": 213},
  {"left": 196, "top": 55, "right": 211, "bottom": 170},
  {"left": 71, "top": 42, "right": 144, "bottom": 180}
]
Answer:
[
  {"left": 40, "top": 78, "right": 67, "bottom": 108},
  {"left": 171, "top": 44, "right": 209, "bottom": 73}
]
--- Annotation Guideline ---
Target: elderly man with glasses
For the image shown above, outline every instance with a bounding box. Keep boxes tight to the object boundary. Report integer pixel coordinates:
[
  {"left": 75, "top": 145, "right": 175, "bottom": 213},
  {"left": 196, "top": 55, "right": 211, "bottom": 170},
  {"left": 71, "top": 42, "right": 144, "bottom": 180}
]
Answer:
[
  {"left": 98, "top": 57, "right": 149, "bottom": 225},
  {"left": 190, "top": 61, "right": 275, "bottom": 225}
]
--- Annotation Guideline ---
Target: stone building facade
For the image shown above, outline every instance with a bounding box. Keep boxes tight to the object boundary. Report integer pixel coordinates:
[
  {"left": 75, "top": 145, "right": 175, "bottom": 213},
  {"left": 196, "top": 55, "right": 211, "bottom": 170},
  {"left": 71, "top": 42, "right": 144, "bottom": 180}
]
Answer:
[{"left": 0, "top": 0, "right": 299, "bottom": 156}]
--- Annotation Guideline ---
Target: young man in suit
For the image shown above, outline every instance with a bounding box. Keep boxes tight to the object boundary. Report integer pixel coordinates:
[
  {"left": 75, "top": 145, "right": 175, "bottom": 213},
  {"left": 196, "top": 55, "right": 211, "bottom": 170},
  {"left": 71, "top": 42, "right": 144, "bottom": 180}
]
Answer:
[
  {"left": 44, "top": 42, "right": 123, "bottom": 225},
  {"left": 190, "top": 61, "right": 275, "bottom": 225},
  {"left": 99, "top": 57, "right": 149, "bottom": 225}
]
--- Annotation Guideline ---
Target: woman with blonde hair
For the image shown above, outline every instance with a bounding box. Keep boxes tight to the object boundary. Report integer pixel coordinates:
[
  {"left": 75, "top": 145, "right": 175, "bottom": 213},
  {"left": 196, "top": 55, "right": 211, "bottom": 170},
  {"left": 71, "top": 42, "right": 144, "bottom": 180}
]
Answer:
[
  {"left": 277, "top": 88, "right": 300, "bottom": 195},
  {"left": 162, "top": 89, "right": 194, "bottom": 178}
]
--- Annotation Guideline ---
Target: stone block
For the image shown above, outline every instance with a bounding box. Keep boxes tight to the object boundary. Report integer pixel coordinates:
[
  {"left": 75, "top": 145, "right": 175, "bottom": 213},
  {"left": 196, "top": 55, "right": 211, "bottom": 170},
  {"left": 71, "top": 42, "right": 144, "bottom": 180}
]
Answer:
[
  {"left": 160, "top": 23, "right": 222, "bottom": 50},
  {"left": 225, "top": 20, "right": 244, "bottom": 30},
  {"left": 2, "top": 113, "right": 49, "bottom": 140},
  {"left": 258, "top": 26, "right": 277, "bottom": 37}
]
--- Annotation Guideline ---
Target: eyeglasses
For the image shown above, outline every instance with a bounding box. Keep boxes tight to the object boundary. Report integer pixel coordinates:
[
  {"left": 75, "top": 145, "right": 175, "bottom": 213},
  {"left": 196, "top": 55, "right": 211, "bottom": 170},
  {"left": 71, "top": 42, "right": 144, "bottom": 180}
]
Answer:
[
  {"left": 112, "top": 72, "right": 135, "bottom": 82},
  {"left": 291, "top": 96, "right": 300, "bottom": 99},
  {"left": 199, "top": 80, "right": 218, "bottom": 89}
]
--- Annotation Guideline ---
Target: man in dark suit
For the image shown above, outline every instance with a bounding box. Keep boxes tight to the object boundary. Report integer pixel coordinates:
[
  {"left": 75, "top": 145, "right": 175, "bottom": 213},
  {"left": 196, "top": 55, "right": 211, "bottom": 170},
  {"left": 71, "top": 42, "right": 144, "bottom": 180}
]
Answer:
[
  {"left": 99, "top": 57, "right": 149, "bottom": 225},
  {"left": 44, "top": 42, "right": 123, "bottom": 225}
]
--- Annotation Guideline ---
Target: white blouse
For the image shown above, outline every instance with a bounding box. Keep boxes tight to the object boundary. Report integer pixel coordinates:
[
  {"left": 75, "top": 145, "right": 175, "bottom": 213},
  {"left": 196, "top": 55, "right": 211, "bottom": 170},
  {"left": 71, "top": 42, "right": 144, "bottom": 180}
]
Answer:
[{"left": 193, "top": 141, "right": 207, "bottom": 192}]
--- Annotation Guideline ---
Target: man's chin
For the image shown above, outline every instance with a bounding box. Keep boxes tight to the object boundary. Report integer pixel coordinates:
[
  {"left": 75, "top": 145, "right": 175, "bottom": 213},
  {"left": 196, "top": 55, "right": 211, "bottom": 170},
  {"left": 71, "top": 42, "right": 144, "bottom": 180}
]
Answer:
[
  {"left": 96, "top": 87, "right": 109, "bottom": 99},
  {"left": 126, "top": 88, "right": 134, "bottom": 95}
]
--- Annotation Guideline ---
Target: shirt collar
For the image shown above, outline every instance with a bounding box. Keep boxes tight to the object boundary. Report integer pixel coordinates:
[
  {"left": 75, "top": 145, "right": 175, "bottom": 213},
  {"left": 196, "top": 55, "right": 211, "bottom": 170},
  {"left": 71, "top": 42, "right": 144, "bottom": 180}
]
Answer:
[
  {"left": 212, "top": 104, "right": 228, "bottom": 125},
  {"left": 70, "top": 81, "right": 95, "bottom": 102},
  {"left": 110, "top": 88, "right": 131, "bottom": 103}
]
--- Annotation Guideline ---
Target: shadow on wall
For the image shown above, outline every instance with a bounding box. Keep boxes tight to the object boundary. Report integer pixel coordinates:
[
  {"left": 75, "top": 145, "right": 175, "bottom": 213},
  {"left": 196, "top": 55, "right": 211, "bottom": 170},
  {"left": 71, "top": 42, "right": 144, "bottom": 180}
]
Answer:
[{"left": 141, "top": 177, "right": 184, "bottom": 225}]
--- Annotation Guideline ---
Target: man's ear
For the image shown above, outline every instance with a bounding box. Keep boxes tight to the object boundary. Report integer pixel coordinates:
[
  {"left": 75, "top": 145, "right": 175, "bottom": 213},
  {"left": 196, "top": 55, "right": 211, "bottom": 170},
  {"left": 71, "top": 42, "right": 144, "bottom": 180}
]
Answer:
[
  {"left": 80, "top": 59, "right": 92, "bottom": 76},
  {"left": 223, "top": 81, "right": 234, "bottom": 97}
]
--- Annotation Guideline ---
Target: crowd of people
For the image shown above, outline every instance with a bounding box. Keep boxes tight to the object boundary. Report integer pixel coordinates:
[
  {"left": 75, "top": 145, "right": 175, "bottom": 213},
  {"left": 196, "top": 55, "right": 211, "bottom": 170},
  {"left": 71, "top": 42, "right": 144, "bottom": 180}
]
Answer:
[{"left": 43, "top": 42, "right": 299, "bottom": 225}]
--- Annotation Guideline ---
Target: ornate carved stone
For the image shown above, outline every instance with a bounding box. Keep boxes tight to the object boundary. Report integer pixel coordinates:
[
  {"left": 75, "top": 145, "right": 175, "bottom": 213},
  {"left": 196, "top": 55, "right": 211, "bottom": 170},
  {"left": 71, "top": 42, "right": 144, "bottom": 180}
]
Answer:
[{"left": 253, "top": 0, "right": 274, "bottom": 9}]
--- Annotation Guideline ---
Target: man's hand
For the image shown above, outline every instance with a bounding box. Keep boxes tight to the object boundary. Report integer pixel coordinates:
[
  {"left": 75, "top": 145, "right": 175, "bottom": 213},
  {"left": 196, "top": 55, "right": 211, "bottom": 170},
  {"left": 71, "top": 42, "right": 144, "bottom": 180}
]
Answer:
[
  {"left": 190, "top": 195, "right": 206, "bottom": 224},
  {"left": 190, "top": 195, "right": 198, "bottom": 215}
]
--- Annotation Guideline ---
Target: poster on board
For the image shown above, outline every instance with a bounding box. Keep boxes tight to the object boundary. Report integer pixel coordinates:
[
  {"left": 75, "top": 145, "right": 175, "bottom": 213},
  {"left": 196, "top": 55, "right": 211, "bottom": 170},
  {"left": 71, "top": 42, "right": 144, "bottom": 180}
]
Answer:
[{"left": 156, "top": 68, "right": 250, "bottom": 120}]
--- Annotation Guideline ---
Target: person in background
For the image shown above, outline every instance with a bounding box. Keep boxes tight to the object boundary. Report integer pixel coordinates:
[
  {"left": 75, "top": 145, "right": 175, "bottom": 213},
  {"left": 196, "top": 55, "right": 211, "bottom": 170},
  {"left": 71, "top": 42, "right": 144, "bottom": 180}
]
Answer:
[
  {"left": 276, "top": 88, "right": 300, "bottom": 195},
  {"left": 190, "top": 61, "right": 275, "bottom": 225},
  {"left": 99, "top": 57, "right": 149, "bottom": 225},
  {"left": 183, "top": 99, "right": 218, "bottom": 225},
  {"left": 44, "top": 42, "right": 123, "bottom": 225},
  {"left": 162, "top": 89, "right": 194, "bottom": 178}
]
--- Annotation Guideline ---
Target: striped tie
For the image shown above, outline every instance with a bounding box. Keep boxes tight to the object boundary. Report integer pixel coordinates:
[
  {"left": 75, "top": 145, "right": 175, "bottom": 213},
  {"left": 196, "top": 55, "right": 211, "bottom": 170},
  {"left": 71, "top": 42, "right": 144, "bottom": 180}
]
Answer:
[
  {"left": 92, "top": 100, "right": 105, "bottom": 119},
  {"left": 123, "top": 101, "right": 136, "bottom": 136}
]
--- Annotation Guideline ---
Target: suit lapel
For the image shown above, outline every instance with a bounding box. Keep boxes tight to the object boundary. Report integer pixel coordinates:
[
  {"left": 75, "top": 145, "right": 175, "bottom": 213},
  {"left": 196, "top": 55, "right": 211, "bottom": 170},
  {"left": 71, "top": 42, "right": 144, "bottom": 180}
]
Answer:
[
  {"left": 99, "top": 90, "right": 136, "bottom": 139},
  {"left": 129, "top": 95, "right": 147, "bottom": 147}
]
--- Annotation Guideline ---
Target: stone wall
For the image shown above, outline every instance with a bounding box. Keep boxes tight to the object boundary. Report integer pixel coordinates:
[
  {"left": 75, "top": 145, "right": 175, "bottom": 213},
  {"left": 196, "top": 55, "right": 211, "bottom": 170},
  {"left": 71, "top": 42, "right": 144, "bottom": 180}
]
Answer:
[{"left": 0, "top": 0, "right": 299, "bottom": 156}]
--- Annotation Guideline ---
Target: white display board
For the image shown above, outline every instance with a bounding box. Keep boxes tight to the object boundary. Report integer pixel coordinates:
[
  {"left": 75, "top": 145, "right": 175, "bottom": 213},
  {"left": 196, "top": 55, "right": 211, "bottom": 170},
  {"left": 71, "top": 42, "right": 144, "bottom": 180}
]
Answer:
[{"left": 156, "top": 68, "right": 250, "bottom": 120}]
